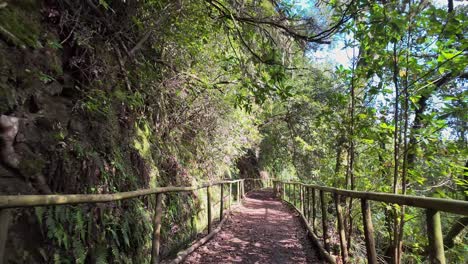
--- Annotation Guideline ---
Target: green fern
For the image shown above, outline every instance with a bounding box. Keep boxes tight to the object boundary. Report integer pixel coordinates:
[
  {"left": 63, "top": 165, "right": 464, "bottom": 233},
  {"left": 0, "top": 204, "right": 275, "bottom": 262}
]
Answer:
[
  {"left": 95, "top": 245, "right": 108, "bottom": 264},
  {"left": 75, "top": 210, "right": 85, "bottom": 240},
  {"left": 110, "top": 243, "right": 120, "bottom": 261},
  {"left": 72, "top": 239, "right": 87, "bottom": 264},
  {"left": 35, "top": 207, "right": 45, "bottom": 227},
  {"left": 53, "top": 253, "right": 61, "bottom": 264}
]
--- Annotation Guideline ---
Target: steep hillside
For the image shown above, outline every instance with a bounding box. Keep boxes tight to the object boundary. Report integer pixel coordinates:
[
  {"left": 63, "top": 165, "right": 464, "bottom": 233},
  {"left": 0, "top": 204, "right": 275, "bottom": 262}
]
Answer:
[{"left": 0, "top": 1, "right": 260, "bottom": 262}]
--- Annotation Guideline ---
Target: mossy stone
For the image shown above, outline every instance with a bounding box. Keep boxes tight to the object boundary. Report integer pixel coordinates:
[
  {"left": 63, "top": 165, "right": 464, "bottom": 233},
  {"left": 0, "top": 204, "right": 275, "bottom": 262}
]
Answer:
[
  {"left": 18, "top": 156, "right": 46, "bottom": 178},
  {"left": 0, "top": 82, "right": 16, "bottom": 113},
  {"left": 0, "top": 2, "right": 41, "bottom": 48}
]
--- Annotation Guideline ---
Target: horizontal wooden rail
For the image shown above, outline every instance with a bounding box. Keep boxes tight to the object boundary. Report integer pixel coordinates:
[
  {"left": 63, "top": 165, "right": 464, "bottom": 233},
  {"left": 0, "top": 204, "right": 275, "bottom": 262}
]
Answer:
[
  {"left": 275, "top": 180, "right": 468, "bottom": 264},
  {"left": 0, "top": 179, "right": 245, "bottom": 264},
  {"left": 0, "top": 180, "right": 242, "bottom": 209},
  {"left": 278, "top": 181, "right": 468, "bottom": 215}
]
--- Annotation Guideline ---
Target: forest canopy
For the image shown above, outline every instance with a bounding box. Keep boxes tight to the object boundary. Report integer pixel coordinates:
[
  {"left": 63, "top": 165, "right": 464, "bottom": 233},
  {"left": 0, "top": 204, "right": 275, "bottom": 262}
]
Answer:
[{"left": 0, "top": 0, "right": 466, "bottom": 263}]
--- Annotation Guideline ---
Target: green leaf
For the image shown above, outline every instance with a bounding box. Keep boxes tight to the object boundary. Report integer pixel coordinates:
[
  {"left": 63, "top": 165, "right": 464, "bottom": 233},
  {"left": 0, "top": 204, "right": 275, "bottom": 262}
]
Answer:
[{"left": 98, "top": 0, "right": 109, "bottom": 9}]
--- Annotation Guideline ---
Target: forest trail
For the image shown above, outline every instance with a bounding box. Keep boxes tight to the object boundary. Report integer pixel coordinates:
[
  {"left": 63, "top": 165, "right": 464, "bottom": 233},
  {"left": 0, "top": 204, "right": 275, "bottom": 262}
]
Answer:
[{"left": 183, "top": 189, "right": 323, "bottom": 264}]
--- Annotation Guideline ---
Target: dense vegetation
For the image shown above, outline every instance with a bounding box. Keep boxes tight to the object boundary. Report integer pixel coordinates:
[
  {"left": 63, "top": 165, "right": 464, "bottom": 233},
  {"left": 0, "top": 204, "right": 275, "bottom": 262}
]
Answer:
[{"left": 0, "top": 0, "right": 466, "bottom": 263}]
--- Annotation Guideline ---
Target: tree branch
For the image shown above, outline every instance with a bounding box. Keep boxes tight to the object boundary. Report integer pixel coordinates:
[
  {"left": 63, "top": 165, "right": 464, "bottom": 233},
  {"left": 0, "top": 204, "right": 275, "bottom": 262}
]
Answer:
[
  {"left": 444, "top": 217, "right": 468, "bottom": 249},
  {"left": 206, "top": 0, "right": 355, "bottom": 45}
]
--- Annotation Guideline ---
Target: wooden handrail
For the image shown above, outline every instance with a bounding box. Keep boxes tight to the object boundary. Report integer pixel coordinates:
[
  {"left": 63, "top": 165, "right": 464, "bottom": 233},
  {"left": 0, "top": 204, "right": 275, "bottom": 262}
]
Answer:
[
  {"left": 0, "top": 180, "right": 243, "bottom": 208},
  {"left": 4, "top": 178, "right": 464, "bottom": 264},
  {"left": 274, "top": 180, "right": 468, "bottom": 264},
  {"left": 0, "top": 179, "right": 245, "bottom": 264},
  {"left": 277, "top": 181, "right": 468, "bottom": 215}
]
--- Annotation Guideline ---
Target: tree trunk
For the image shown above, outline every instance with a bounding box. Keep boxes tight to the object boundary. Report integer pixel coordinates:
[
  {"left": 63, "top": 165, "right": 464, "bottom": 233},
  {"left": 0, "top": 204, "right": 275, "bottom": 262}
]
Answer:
[{"left": 443, "top": 217, "right": 468, "bottom": 249}]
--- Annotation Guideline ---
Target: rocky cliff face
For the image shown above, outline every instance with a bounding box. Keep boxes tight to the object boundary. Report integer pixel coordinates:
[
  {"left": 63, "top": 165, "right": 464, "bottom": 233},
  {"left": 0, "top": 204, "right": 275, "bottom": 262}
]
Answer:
[
  {"left": 0, "top": 1, "right": 259, "bottom": 262},
  {"left": 0, "top": 1, "right": 155, "bottom": 262},
  {"left": 0, "top": 0, "right": 145, "bottom": 196},
  {"left": 236, "top": 149, "right": 261, "bottom": 179}
]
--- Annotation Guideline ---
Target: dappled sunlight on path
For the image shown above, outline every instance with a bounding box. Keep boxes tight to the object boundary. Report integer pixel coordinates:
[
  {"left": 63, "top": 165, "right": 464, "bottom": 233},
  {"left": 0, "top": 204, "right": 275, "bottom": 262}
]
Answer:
[{"left": 184, "top": 189, "right": 322, "bottom": 264}]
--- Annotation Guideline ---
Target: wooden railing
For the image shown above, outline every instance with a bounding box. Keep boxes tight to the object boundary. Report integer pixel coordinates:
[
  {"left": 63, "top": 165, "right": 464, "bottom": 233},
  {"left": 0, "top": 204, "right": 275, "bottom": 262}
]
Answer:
[
  {"left": 3, "top": 178, "right": 464, "bottom": 264},
  {"left": 272, "top": 180, "right": 468, "bottom": 264},
  {"left": 0, "top": 179, "right": 246, "bottom": 264}
]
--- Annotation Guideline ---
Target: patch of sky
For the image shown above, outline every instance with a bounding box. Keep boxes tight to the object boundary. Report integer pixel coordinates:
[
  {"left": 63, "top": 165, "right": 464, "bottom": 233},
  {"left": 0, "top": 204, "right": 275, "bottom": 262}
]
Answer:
[
  {"left": 280, "top": 0, "right": 353, "bottom": 67},
  {"left": 283, "top": 0, "right": 465, "bottom": 141},
  {"left": 286, "top": 0, "right": 330, "bottom": 18},
  {"left": 303, "top": 0, "right": 466, "bottom": 68},
  {"left": 280, "top": 0, "right": 332, "bottom": 31},
  {"left": 307, "top": 32, "right": 354, "bottom": 67}
]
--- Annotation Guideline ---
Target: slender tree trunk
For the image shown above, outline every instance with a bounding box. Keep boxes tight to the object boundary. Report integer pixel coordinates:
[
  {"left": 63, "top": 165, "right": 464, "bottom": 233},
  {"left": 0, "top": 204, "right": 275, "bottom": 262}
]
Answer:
[
  {"left": 392, "top": 42, "right": 402, "bottom": 264},
  {"left": 397, "top": 6, "right": 412, "bottom": 261},
  {"left": 286, "top": 108, "right": 302, "bottom": 179},
  {"left": 345, "top": 44, "right": 358, "bottom": 253},
  {"left": 444, "top": 217, "right": 468, "bottom": 249},
  {"left": 333, "top": 142, "right": 344, "bottom": 188}
]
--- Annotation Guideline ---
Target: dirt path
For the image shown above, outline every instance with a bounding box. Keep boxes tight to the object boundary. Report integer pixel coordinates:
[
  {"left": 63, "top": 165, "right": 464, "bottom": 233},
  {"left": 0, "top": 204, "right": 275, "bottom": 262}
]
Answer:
[{"left": 184, "top": 189, "right": 323, "bottom": 264}]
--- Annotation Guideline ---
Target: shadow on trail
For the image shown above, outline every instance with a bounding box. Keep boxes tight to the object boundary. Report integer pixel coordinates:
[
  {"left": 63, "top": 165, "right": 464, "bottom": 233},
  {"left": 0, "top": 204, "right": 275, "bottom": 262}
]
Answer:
[{"left": 184, "top": 189, "right": 323, "bottom": 264}]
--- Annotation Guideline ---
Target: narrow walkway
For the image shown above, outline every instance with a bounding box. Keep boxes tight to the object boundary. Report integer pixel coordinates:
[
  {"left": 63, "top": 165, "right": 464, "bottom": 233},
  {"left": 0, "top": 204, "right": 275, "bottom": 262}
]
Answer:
[{"left": 184, "top": 189, "right": 323, "bottom": 263}]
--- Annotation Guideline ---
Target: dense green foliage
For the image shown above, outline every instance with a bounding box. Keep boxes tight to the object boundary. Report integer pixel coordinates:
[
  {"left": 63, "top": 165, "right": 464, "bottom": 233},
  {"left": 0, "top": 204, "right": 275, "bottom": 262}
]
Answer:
[
  {"left": 0, "top": 0, "right": 466, "bottom": 263},
  {"left": 257, "top": 1, "right": 467, "bottom": 263}
]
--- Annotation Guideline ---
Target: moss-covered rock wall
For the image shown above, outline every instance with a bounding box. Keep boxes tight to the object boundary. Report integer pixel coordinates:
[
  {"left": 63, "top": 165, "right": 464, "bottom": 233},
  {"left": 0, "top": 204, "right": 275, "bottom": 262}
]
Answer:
[{"left": 0, "top": 1, "right": 259, "bottom": 263}]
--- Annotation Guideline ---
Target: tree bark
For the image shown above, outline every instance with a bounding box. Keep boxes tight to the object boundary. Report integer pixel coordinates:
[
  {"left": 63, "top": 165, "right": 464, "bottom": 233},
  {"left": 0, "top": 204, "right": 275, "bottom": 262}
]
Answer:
[{"left": 443, "top": 217, "right": 468, "bottom": 249}]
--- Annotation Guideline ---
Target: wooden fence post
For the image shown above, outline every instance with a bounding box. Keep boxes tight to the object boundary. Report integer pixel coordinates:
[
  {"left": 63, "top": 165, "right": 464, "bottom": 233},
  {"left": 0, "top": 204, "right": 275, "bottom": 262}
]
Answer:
[
  {"left": 308, "top": 187, "right": 311, "bottom": 223},
  {"left": 426, "top": 209, "right": 446, "bottom": 264},
  {"left": 220, "top": 183, "right": 224, "bottom": 220},
  {"left": 237, "top": 182, "right": 240, "bottom": 203},
  {"left": 289, "top": 183, "right": 291, "bottom": 201},
  {"left": 242, "top": 180, "right": 245, "bottom": 198},
  {"left": 334, "top": 193, "right": 349, "bottom": 263},
  {"left": 289, "top": 183, "right": 294, "bottom": 204},
  {"left": 0, "top": 209, "right": 10, "bottom": 264},
  {"left": 240, "top": 180, "right": 243, "bottom": 198},
  {"left": 299, "top": 184, "right": 305, "bottom": 214},
  {"left": 279, "top": 182, "right": 282, "bottom": 198},
  {"left": 239, "top": 180, "right": 242, "bottom": 198},
  {"left": 207, "top": 186, "right": 212, "bottom": 233},
  {"left": 305, "top": 187, "right": 310, "bottom": 220},
  {"left": 312, "top": 188, "right": 316, "bottom": 233},
  {"left": 285, "top": 183, "right": 288, "bottom": 201},
  {"left": 229, "top": 182, "right": 232, "bottom": 209},
  {"left": 293, "top": 183, "right": 296, "bottom": 207},
  {"left": 282, "top": 182, "right": 285, "bottom": 200},
  {"left": 298, "top": 185, "right": 301, "bottom": 209},
  {"left": 320, "top": 190, "right": 330, "bottom": 252},
  {"left": 361, "top": 199, "right": 377, "bottom": 264},
  {"left": 151, "top": 193, "right": 164, "bottom": 264},
  {"left": 289, "top": 183, "right": 292, "bottom": 202}
]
